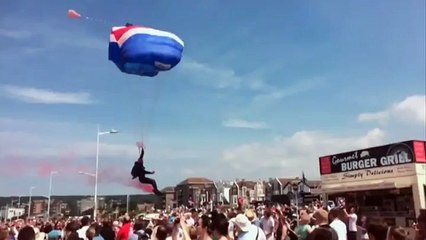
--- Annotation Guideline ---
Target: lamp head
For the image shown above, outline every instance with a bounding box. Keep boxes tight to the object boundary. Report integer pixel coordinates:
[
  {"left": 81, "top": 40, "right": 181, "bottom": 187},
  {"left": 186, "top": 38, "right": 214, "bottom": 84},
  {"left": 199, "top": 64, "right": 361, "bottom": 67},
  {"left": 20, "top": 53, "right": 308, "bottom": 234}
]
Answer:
[
  {"left": 78, "top": 171, "right": 95, "bottom": 177},
  {"left": 109, "top": 129, "right": 118, "bottom": 134}
]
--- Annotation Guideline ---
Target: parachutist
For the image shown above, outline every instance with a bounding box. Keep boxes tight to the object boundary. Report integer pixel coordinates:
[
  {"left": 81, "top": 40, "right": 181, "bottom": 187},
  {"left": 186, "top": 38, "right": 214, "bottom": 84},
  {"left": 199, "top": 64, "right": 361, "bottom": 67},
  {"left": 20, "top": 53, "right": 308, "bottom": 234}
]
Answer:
[
  {"left": 131, "top": 145, "right": 163, "bottom": 196},
  {"left": 125, "top": 22, "right": 133, "bottom": 27}
]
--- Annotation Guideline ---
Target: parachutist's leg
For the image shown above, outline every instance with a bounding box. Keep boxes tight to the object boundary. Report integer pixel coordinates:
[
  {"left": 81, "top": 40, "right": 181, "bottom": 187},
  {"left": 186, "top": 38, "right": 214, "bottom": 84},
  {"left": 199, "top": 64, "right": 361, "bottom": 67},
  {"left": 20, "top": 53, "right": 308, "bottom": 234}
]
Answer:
[
  {"left": 138, "top": 176, "right": 162, "bottom": 196},
  {"left": 138, "top": 177, "right": 156, "bottom": 188},
  {"left": 138, "top": 176, "right": 148, "bottom": 185},
  {"left": 148, "top": 178, "right": 159, "bottom": 190},
  {"left": 148, "top": 178, "right": 163, "bottom": 196}
]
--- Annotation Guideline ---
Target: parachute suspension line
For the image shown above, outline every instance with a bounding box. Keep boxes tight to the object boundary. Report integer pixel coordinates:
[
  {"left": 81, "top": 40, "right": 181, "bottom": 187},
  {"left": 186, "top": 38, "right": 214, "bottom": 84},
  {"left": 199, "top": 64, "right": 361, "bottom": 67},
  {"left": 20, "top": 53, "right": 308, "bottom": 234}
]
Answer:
[
  {"left": 120, "top": 76, "right": 146, "bottom": 149},
  {"left": 138, "top": 78, "right": 166, "bottom": 146},
  {"left": 83, "top": 16, "right": 112, "bottom": 26}
]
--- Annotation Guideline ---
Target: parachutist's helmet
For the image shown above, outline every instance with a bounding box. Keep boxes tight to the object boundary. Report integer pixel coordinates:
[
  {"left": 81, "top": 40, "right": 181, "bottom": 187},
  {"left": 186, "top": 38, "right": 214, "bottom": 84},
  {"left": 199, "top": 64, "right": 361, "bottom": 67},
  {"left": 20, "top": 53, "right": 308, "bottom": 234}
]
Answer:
[{"left": 125, "top": 22, "right": 133, "bottom": 27}]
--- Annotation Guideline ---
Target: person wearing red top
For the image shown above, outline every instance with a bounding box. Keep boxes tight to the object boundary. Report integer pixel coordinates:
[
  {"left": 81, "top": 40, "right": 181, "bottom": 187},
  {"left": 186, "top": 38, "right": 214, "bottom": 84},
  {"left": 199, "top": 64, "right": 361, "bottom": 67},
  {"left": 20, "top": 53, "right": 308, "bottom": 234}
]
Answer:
[{"left": 117, "top": 216, "right": 133, "bottom": 240}]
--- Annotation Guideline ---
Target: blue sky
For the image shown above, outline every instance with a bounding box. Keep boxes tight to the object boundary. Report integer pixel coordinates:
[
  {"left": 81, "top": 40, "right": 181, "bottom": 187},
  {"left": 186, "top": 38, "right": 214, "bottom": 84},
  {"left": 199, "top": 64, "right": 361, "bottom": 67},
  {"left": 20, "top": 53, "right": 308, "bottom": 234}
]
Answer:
[{"left": 0, "top": 0, "right": 424, "bottom": 196}]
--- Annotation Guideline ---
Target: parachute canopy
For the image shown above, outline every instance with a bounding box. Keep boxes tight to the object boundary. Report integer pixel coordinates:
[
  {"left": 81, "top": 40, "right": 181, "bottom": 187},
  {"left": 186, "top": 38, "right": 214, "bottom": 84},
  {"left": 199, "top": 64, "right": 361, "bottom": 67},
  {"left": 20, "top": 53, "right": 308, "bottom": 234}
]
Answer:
[{"left": 109, "top": 25, "right": 184, "bottom": 77}]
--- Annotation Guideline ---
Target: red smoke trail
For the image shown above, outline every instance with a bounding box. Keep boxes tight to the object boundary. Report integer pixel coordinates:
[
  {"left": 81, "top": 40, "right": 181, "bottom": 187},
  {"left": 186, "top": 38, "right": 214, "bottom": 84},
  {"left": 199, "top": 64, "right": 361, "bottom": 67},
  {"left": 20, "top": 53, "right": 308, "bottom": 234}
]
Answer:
[
  {"left": 2, "top": 149, "right": 154, "bottom": 193},
  {"left": 36, "top": 150, "right": 91, "bottom": 177},
  {"left": 128, "top": 179, "right": 154, "bottom": 192},
  {"left": 0, "top": 155, "right": 27, "bottom": 175}
]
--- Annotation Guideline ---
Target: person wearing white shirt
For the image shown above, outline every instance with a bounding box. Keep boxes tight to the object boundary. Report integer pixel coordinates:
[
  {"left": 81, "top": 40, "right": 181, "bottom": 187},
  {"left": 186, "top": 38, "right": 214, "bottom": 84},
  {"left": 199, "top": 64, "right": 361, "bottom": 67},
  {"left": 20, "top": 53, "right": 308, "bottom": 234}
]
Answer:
[
  {"left": 185, "top": 209, "right": 198, "bottom": 227},
  {"left": 344, "top": 207, "right": 358, "bottom": 240},
  {"left": 329, "top": 209, "right": 347, "bottom": 240},
  {"left": 227, "top": 218, "right": 235, "bottom": 240},
  {"left": 260, "top": 209, "right": 275, "bottom": 240},
  {"left": 77, "top": 217, "right": 90, "bottom": 240},
  {"left": 187, "top": 209, "right": 198, "bottom": 227}
]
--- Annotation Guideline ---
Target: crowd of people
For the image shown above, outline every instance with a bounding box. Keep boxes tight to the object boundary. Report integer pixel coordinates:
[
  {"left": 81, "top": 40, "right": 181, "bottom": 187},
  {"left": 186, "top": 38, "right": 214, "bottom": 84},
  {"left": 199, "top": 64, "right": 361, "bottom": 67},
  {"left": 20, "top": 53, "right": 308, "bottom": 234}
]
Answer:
[{"left": 0, "top": 203, "right": 425, "bottom": 240}]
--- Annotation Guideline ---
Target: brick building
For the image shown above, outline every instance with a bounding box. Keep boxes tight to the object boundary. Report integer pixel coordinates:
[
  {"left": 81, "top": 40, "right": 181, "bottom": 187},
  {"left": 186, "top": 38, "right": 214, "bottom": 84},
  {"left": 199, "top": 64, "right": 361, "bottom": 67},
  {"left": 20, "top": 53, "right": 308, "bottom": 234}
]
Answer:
[
  {"left": 31, "top": 200, "right": 46, "bottom": 215},
  {"left": 229, "top": 179, "right": 266, "bottom": 207},
  {"left": 161, "top": 186, "right": 176, "bottom": 210},
  {"left": 175, "top": 178, "right": 216, "bottom": 207}
]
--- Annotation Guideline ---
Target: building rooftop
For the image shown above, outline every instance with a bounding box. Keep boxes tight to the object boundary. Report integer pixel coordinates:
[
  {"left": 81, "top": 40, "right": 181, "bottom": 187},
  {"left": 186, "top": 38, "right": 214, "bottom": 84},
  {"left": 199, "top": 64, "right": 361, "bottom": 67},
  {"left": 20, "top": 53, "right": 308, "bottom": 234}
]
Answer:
[
  {"left": 161, "top": 186, "right": 175, "bottom": 193},
  {"left": 305, "top": 180, "right": 321, "bottom": 188},
  {"left": 277, "top": 177, "right": 300, "bottom": 185},
  {"left": 176, "top": 177, "right": 214, "bottom": 186},
  {"left": 234, "top": 180, "right": 257, "bottom": 188}
]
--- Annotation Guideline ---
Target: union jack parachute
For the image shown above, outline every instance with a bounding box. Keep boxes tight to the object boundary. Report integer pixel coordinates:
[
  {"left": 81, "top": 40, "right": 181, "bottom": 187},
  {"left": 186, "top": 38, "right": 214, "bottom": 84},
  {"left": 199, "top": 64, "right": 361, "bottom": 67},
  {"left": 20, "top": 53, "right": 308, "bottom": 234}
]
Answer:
[{"left": 108, "top": 25, "right": 185, "bottom": 77}]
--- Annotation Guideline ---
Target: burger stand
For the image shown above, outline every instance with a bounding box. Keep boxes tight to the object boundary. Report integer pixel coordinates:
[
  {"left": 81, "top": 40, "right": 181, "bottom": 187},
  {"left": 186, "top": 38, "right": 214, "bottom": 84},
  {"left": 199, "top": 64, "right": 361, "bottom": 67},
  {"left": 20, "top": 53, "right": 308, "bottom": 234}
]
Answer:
[{"left": 312, "top": 140, "right": 426, "bottom": 230}]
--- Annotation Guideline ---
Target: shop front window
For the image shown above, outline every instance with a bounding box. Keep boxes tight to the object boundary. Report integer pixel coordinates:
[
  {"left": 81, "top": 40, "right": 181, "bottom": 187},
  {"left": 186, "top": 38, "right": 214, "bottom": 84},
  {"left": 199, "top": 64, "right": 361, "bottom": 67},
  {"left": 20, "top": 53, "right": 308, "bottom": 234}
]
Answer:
[{"left": 328, "top": 187, "right": 415, "bottom": 227}]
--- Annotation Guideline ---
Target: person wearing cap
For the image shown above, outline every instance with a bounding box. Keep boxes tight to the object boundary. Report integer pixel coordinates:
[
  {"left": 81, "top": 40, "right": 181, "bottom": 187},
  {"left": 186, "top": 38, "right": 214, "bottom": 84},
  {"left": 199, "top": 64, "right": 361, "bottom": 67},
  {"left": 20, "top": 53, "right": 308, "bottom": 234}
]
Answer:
[
  {"left": 245, "top": 209, "right": 260, "bottom": 227},
  {"left": 308, "top": 209, "right": 338, "bottom": 240},
  {"left": 230, "top": 214, "right": 266, "bottom": 240}
]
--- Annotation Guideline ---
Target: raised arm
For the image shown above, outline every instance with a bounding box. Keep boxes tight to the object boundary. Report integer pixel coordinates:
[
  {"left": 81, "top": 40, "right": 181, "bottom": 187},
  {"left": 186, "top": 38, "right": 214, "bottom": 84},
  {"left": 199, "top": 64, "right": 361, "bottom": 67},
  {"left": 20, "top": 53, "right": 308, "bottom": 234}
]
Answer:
[
  {"left": 143, "top": 168, "right": 155, "bottom": 174},
  {"left": 138, "top": 148, "right": 144, "bottom": 161}
]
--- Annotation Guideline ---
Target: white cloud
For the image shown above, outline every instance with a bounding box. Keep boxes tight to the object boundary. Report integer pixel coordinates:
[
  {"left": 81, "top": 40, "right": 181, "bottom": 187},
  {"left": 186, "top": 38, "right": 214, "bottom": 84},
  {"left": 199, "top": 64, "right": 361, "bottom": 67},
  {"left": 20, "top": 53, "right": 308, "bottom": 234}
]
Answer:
[
  {"left": 252, "top": 77, "right": 326, "bottom": 103},
  {"left": 179, "top": 58, "right": 323, "bottom": 105},
  {"left": 1, "top": 85, "right": 94, "bottom": 104},
  {"left": 223, "top": 119, "right": 269, "bottom": 129},
  {"left": 179, "top": 58, "right": 242, "bottom": 89},
  {"left": 392, "top": 95, "right": 425, "bottom": 124},
  {"left": 221, "top": 128, "right": 387, "bottom": 178},
  {"left": 0, "top": 28, "right": 32, "bottom": 39},
  {"left": 358, "top": 111, "right": 389, "bottom": 123},
  {"left": 0, "top": 18, "right": 104, "bottom": 52},
  {"left": 358, "top": 95, "right": 426, "bottom": 125}
]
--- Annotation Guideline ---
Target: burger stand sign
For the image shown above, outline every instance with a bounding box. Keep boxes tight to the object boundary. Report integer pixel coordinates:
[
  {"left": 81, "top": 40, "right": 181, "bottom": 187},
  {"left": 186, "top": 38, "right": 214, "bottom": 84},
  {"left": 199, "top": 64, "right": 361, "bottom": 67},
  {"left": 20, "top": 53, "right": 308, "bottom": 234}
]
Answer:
[{"left": 319, "top": 140, "right": 426, "bottom": 185}]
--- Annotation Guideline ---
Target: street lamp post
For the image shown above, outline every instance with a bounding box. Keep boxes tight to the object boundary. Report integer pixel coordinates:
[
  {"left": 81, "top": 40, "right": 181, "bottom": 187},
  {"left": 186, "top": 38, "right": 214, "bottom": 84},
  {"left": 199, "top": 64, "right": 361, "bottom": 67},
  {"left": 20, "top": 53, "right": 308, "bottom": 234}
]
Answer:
[
  {"left": 28, "top": 186, "right": 35, "bottom": 218},
  {"left": 94, "top": 124, "right": 118, "bottom": 220},
  {"left": 126, "top": 194, "right": 130, "bottom": 214},
  {"left": 47, "top": 171, "right": 58, "bottom": 220}
]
